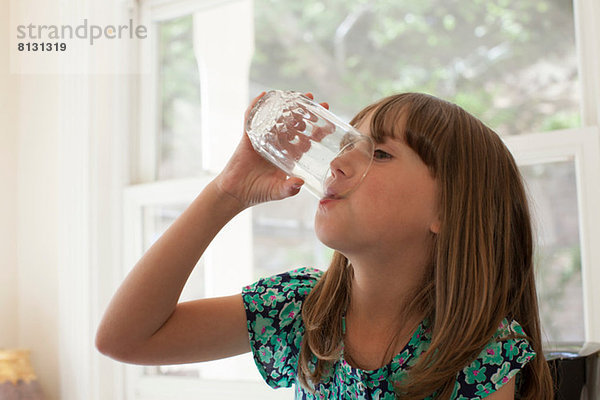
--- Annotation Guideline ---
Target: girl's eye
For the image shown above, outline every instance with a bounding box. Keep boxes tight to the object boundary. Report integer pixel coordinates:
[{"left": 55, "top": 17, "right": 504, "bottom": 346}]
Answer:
[{"left": 374, "top": 149, "right": 392, "bottom": 160}]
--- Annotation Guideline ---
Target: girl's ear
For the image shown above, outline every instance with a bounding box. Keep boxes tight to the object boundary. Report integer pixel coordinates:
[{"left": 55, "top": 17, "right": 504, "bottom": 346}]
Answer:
[{"left": 430, "top": 219, "right": 441, "bottom": 234}]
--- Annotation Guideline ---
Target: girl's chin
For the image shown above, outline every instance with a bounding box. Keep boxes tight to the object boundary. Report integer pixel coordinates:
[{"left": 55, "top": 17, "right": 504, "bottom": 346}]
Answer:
[
  {"left": 315, "top": 230, "right": 337, "bottom": 250},
  {"left": 315, "top": 230, "right": 348, "bottom": 255},
  {"left": 314, "top": 215, "right": 357, "bottom": 254}
]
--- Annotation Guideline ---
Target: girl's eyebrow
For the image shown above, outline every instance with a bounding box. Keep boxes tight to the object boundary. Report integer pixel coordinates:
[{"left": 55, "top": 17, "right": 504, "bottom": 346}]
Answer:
[{"left": 377, "top": 136, "right": 406, "bottom": 148}]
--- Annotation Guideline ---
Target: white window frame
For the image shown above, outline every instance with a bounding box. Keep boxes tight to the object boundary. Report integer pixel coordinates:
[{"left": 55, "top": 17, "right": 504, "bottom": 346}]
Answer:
[
  {"left": 122, "top": 0, "right": 295, "bottom": 398},
  {"left": 122, "top": 178, "right": 291, "bottom": 400},
  {"left": 503, "top": 127, "right": 600, "bottom": 355},
  {"left": 134, "top": 0, "right": 256, "bottom": 182},
  {"left": 574, "top": 0, "right": 600, "bottom": 128}
]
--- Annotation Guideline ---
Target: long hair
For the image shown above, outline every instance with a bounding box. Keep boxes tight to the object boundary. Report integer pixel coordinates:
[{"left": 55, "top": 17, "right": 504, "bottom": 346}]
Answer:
[{"left": 297, "top": 93, "right": 553, "bottom": 398}]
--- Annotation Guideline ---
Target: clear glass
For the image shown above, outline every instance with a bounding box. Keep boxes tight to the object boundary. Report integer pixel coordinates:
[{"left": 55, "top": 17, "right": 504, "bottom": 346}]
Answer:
[
  {"left": 250, "top": 0, "right": 579, "bottom": 135},
  {"left": 520, "top": 158, "right": 584, "bottom": 345},
  {"left": 245, "top": 90, "right": 374, "bottom": 199},
  {"left": 156, "top": 15, "right": 203, "bottom": 180}
]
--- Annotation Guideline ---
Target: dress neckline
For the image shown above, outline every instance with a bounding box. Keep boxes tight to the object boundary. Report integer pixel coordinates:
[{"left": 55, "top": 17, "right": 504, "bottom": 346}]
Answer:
[{"left": 340, "top": 314, "right": 429, "bottom": 375}]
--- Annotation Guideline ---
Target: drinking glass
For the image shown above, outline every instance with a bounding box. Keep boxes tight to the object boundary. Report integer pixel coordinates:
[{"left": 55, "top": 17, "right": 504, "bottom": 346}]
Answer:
[{"left": 245, "top": 90, "right": 374, "bottom": 199}]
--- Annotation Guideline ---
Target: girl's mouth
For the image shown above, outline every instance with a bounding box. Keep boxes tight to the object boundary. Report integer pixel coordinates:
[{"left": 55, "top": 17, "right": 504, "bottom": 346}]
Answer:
[
  {"left": 319, "top": 190, "right": 341, "bottom": 207},
  {"left": 319, "top": 198, "right": 336, "bottom": 206}
]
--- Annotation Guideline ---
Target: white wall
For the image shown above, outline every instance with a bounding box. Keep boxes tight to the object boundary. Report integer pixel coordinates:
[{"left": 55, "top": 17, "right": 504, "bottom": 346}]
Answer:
[
  {"left": 0, "top": 0, "right": 19, "bottom": 350},
  {"left": 3, "top": 0, "right": 131, "bottom": 395},
  {"left": 2, "top": 0, "right": 62, "bottom": 398},
  {"left": 16, "top": 74, "right": 61, "bottom": 399}
]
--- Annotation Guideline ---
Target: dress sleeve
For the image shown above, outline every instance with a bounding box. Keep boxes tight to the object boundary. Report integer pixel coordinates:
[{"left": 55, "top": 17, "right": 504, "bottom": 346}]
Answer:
[
  {"left": 241, "top": 267, "right": 323, "bottom": 389},
  {"left": 451, "top": 319, "right": 537, "bottom": 399}
]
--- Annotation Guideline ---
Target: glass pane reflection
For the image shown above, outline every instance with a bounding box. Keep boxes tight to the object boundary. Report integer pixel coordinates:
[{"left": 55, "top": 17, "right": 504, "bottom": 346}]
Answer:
[
  {"left": 252, "top": 190, "right": 333, "bottom": 280},
  {"left": 156, "top": 15, "right": 203, "bottom": 180},
  {"left": 251, "top": 0, "right": 580, "bottom": 135},
  {"left": 520, "top": 158, "right": 584, "bottom": 344}
]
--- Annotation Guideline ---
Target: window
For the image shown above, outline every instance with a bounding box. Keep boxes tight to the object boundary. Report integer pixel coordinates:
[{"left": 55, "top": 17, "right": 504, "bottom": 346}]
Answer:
[
  {"left": 522, "top": 159, "right": 582, "bottom": 343},
  {"left": 248, "top": 0, "right": 599, "bottom": 356},
  {"left": 502, "top": 128, "right": 600, "bottom": 354},
  {"left": 250, "top": 0, "right": 580, "bottom": 134},
  {"left": 125, "top": 0, "right": 285, "bottom": 398},
  {"left": 122, "top": 0, "right": 600, "bottom": 398}
]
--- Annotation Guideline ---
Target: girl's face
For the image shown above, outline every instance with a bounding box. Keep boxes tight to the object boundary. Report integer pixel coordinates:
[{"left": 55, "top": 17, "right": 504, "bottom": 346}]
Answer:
[{"left": 314, "top": 113, "right": 440, "bottom": 261}]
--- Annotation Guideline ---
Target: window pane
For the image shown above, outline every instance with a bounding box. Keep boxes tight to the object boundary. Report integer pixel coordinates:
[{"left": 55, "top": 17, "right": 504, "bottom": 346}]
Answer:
[
  {"left": 252, "top": 190, "right": 333, "bottom": 279},
  {"left": 157, "top": 14, "right": 203, "bottom": 180},
  {"left": 520, "top": 159, "right": 584, "bottom": 345},
  {"left": 251, "top": 0, "right": 580, "bottom": 135},
  {"left": 248, "top": 0, "right": 581, "bottom": 285}
]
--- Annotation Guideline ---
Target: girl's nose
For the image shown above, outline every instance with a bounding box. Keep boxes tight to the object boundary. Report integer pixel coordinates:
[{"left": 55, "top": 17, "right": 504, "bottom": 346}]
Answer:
[
  {"left": 324, "top": 137, "right": 373, "bottom": 197},
  {"left": 329, "top": 149, "right": 357, "bottom": 179}
]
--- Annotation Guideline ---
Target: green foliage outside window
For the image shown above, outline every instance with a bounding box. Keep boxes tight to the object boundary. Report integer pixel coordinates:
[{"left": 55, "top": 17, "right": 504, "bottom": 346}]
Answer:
[{"left": 251, "top": 0, "right": 579, "bottom": 135}]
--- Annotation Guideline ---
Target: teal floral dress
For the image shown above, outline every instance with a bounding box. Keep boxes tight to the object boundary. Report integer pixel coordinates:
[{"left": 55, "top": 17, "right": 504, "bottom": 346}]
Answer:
[{"left": 242, "top": 267, "right": 536, "bottom": 399}]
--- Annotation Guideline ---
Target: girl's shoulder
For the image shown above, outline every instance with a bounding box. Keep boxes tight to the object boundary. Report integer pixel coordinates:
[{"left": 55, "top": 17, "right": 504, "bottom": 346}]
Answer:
[
  {"left": 243, "top": 267, "right": 324, "bottom": 294},
  {"left": 241, "top": 267, "right": 324, "bottom": 316},
  {"left": 492, "top": 318, "right": 528, "bottom": 340},
  {"left": 451, "top": 318, "right": 536, "bottom": 398},
  {"left": 284, "top": 266, "right": 324, "bottom": 283},
  {"left": 241, "top": 268, "right": 323, "bottom": 389},
  {"left": 478, "top": 317, "right": 536, "bottom": 369}
]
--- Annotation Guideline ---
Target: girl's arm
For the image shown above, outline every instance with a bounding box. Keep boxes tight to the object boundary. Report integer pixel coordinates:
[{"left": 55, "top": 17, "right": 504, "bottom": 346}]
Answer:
[
  {"left": 486, "top": 376, "right": 515, "bottom": 400},
  {"left": 95, "top": 181, "right": 249, "bottom": 364},
  {"left": 95, "top": 93, "right": 306, "bottom": 365}
]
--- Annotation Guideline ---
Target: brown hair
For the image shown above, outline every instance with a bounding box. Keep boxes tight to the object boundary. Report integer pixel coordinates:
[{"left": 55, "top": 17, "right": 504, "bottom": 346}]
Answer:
[{"left": 298, "top": 93, "right": 553, "bottom": 398}]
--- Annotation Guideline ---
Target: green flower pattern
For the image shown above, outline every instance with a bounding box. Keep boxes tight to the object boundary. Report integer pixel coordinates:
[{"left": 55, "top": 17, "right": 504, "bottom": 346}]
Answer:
[{"left": 242, "top": 268, "right": 535, "bottom": 399}]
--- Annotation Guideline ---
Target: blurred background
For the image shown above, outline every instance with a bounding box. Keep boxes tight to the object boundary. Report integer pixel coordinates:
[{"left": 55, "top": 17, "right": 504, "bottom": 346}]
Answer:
[{"left": 2, "top": 0, "right": 600, "bottom": 398}]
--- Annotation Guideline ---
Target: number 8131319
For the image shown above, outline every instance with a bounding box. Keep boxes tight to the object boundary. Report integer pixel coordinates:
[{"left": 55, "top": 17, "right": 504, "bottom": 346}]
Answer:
[{"left": 18, "top": 42, "right": 67, "bottom": 52}]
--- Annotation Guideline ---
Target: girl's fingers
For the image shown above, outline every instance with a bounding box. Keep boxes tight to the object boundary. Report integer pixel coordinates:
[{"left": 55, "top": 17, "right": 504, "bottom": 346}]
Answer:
[
  {"left": 244, "top": 91, "right": 266, "bottom": 123},
  {"left": 302, "top": 92, "right": 329, "bottom": 110}
]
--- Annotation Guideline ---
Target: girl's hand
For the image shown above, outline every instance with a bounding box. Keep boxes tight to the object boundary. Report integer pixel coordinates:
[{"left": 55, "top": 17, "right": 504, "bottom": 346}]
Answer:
[{"left": 215, "top": 92, "right": 329, "bottom": 209}]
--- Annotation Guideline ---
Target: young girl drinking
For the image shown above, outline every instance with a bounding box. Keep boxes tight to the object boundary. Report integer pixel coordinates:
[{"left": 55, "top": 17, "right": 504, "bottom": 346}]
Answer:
[{"left": 96, "top": 92, "right": 554, "bottom": 399}]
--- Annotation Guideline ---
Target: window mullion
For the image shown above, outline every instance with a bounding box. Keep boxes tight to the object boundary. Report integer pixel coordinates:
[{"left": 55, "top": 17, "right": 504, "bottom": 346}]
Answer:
[{"left": 573, "top": 0, "right": 600, "bottom": 126}]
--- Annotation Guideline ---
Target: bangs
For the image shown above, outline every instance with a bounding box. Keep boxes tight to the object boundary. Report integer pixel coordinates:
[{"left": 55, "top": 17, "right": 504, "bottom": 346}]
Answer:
[
  {"left": 350, "top": 93, "right": 442, "bottom": 174},
  {"left": 349, "top": 96, "right": 411, "bottom": 144}
]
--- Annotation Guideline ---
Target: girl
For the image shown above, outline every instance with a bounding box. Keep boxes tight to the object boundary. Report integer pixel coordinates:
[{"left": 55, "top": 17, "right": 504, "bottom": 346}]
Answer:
[{"left": 96, "top": 92, "right": 554, "bottom": 399}]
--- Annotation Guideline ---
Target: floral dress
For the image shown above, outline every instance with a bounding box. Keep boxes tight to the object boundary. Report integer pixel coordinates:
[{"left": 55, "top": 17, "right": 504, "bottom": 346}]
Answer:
[{"left": 242, "top": 267, "right": 536, "bottom": 399}]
